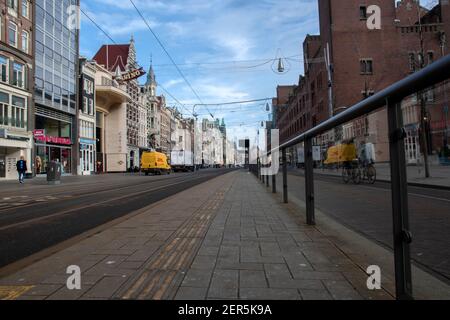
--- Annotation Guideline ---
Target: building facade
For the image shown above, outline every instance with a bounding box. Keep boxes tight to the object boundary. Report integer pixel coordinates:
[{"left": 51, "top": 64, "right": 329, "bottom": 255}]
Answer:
[
  {"left": 0, "top": 0, "right": 34, "bottom": 180},
  {"left": 140, "top": 61, "right": 161, "bottom": 151},
  {"left": 93, "top": 62, "right": 130, "bottom": 173},
  {"left": 34, "top": 0, "right": 79, "bottom": 175},
  {"left": 275, "top": 0, "right": 450, "bottom": 165},
  {"left": 92, "top": 37, "right": 146, "bottom": 171},
  {"left": 160, "top": 100, "right": 171, "bottom": 156},
  {"left": 78, "top": 57, "right": 96, "bottom": 175},
  {"left": 201, "top": 119, "right": 224, "bottom": 167}
]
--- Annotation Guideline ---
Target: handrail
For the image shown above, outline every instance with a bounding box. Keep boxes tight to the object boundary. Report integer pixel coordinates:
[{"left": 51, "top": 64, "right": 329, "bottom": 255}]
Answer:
[{"left": 275, "top": 54, "right": 450, "bottom": 151}]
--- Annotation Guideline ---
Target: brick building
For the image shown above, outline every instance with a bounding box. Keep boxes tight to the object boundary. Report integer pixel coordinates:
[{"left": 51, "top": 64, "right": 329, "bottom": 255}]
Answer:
[
  {"left": 0, "top": 0, "right": 34, "bottom": 180},
  {"left": 275, "top": 0, "right": 450, "bottom": 164}
]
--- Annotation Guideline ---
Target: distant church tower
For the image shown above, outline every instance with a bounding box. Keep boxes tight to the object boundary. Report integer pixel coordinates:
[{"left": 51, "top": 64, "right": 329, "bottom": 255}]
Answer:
[
  {"left": 143, "top": 56, "right": 157, "bottom": 97},
  {"left": 141, "top": 56, "right": 161, "bottom": 150}
]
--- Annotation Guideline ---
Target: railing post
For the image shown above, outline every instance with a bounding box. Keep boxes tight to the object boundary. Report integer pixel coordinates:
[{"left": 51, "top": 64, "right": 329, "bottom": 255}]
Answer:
[
  {"left": 272, "top": 173, "right": 276, "bottom": 194},
  {"left": 387, "top": 99, "right": 413, "bottom": 300},
  {"left": 266, "top": 159, "right": 270, "bottom": 188},
  {"left": 282, "top": 148, "right": 288, "bottom": 203},
  {"left": 257, "top": 158, "right": 261, "bottom": 180},
  {"left": 305, "top": 138, "right": 316, "bottom": 225}
]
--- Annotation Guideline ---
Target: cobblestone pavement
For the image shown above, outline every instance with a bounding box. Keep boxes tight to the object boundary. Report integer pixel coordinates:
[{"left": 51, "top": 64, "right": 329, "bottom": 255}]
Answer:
[{"left": 0, "top": 171, "right": 393, "bottom": 300}]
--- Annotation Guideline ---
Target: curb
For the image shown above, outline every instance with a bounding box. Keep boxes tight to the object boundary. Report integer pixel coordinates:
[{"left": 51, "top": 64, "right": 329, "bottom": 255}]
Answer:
[{"left": 302, "top": 170, "right": 450, "bottom": 191}]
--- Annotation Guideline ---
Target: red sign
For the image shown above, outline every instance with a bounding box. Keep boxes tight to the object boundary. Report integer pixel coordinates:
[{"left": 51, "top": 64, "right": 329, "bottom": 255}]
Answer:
[
  {"left": 33, "top": 129, "right": 45, "bottom": 138},
  {"left": 34, "top": 134, "right": 72, "bottom": 145}
]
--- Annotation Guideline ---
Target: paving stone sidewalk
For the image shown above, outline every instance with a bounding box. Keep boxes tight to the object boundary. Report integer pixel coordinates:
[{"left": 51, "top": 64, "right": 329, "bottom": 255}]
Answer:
[{"left": 0, "top": 170, "right": 392, "bottom": 300}]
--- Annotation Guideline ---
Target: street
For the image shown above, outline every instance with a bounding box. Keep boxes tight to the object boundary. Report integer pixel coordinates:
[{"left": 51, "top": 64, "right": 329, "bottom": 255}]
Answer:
[
  {"left": 277, "top": 169, "right": 450, "bottom": 283},
  {"left": 0, "top": 169, "right": 234, "bottom": 271}
]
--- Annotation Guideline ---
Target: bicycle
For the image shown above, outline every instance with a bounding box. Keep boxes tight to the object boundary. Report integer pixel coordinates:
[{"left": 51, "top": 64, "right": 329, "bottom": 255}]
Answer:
[
  {"left": 359, "top": 162, "right": 376, "bottom": 184},
  {"left": 342, "top": 161, "right": 361, "bottom": 184}
]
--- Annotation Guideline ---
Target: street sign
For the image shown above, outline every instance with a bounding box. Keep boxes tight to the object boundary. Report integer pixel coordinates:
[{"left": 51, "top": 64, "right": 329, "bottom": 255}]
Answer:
[
  {"left": 313, "top": 146, "right": 322, "bottom": 161},
  {"left": 33, "top": 129, "right": 45, "bottom": 138},
  {"left": 117, "top": 68, "right": 146, "bottom": 82}
]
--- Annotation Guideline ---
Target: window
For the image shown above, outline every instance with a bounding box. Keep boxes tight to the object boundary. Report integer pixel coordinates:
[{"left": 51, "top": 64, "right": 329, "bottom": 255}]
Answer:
[
  {"left": 360, "top": 6, "right": 367, "bottom": 20},
  {"left": 360, "top": 59, "right": 373, "bottom": 75},
  {"left": 427, "top": 51, "right": 434, "bottom": 65},
  {"left": 83, "top": 97, "right": 88, "bottom": 114},
  {"left": 22, "top": 31, "right": 29, "bottom": 54},
  {"left": 409, "top": 53, "right": 416, "bottom": 72},
  {"left": 11, "top": 96, "right": 26, "bottom": 128},
  {"left": 22, "top": 0, "right": 29, "bottom": 18},
  {"left": 0, "top": 56, "right": 8, "bottom": 83},
  {"left": 362, "top": 89, "right": 375, "bottom": 99},
  {"left": 0, "top": 92, "right": 8, "bottom": 126},
  {"left": 88, "top": 99, "right": 94, "bottom": 115},
  {"left": 8, "top": 21, "right": 18, "bottom": 47},
  {"left": 7, "top": 0, "right": 18, "bottom": 16},
  {"left": 12, "top": 62, "right": 25, "bottom": 88}
]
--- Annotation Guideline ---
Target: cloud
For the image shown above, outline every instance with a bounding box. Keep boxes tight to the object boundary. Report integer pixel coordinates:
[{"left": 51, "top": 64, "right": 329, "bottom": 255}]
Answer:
[
  {"left": 163, "top": 78, "right": 184, "bottom": 88},
  {"left": 81, "top": 0, "right": 320, "bottom": 129}
]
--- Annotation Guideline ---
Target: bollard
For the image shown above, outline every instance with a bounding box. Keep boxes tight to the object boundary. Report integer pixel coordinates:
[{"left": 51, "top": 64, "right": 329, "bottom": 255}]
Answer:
[
  {"left": 272, "top": 174, "right": 276, "bottom": 193},
  {"left": 282, "top": 148, "right": 288, "bottom": 203}
]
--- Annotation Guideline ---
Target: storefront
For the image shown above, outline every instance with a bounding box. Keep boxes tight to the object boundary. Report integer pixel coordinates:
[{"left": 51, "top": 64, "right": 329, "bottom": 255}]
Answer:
[
  {"left": 33, "top": 117, "right": 73, "bottom": 175},
  {"left": 34, "top": 137, "right": 72, "bottom": 175},
  {"left": 80, "top": 138, "right": 95, "bottom": 175},
  {"left": 0, "top": 136, "right": 32, "bottom": 180}
]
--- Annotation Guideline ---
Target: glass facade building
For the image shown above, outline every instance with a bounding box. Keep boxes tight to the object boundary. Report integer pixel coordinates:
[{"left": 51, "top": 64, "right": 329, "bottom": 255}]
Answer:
[{"left": 34, "top": 0, "right": 79, "bottom": 174}]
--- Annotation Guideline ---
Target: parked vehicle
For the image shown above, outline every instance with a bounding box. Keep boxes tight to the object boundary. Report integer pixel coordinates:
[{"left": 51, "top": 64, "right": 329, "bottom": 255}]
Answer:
[
  {"left": 141, "top": 151, "right": 171, "bottom": 175},
  {"left": 171, "top": 150, "right": 194, "bottom": 172}
]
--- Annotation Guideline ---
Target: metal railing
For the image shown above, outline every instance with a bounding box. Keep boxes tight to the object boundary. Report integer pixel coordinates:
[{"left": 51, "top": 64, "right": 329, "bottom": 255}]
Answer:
[{"left": 253, "top": 54, "right": 450, "bottom": 300}]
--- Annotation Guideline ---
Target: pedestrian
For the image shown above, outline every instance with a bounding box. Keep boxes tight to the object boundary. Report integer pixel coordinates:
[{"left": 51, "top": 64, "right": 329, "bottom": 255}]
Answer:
[{"left": 16, "top": 156, "right": 27, "bottom": 184}]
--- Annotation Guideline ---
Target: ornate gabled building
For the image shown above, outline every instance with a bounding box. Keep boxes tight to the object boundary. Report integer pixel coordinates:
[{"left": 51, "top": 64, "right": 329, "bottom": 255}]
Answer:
[
  {"left": 140, "top": 59, "right": 161, "bottom": 150},
  {"left": 93, "top": 36, "right": 146, "bottom": 170}
]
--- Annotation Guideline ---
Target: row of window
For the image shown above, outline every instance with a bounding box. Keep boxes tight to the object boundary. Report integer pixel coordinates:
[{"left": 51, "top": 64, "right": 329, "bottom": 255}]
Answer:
[
  {"left": 84, "top": 78, "right": 94, "bottom": 95},
  {"left": 7, "top": 0, "right": 30, "bottom": 20},
  {"left": 0, "top": 90, "right": 26, "bottom": 129},
  {"left": 4, "top": 20, "right": 30, "bottom": 54},
  {"left": 79, "top": 120, "right": 94, "bottom": 139},
  {"left": 82, "top": 97, "right": 94, "bottom": 116},
  {"left": 0, "top": 56, "right": 26, "bottom": 89}
]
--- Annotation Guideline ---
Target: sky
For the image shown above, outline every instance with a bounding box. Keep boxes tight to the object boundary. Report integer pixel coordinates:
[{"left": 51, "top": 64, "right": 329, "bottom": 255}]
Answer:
[{"left": 80, "top": 0, "right": 320, "bottom": 142}]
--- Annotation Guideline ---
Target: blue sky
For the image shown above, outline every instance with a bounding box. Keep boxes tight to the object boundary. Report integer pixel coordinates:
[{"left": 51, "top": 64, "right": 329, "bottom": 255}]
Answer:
[{"left": 79, "top": 0, "right": 319, "bottom": 139}]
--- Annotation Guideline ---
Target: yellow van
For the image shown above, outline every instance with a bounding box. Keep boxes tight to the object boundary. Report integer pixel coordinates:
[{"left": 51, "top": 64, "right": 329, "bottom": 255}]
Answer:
[{"left": 141, "top": 151, "right": 171, "bottom": 175}]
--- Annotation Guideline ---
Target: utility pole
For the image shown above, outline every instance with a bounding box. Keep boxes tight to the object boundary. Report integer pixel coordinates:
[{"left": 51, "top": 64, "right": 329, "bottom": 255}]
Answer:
[
  {"left": 440, "top": 31, "right": 449, "bottom": 149},
  {"left": 417, "top": 4, "right": 431, "bottom": 178}
]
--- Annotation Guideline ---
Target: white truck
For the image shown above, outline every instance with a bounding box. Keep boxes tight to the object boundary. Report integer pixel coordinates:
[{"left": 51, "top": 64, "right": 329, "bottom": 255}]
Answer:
[{"left": 170, "top": 150, "right": 195, "bottom": 172}]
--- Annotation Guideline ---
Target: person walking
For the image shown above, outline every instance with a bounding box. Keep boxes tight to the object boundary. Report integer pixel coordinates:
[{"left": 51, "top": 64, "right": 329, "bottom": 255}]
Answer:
[{"left": 16, "top": 156, "right": 27, "bottom": 184}]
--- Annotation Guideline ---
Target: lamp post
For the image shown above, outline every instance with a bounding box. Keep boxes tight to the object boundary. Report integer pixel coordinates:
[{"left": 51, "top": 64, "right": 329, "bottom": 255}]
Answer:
[{"left": 417, "top": 4, "right": 431, "bottom": 178}]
